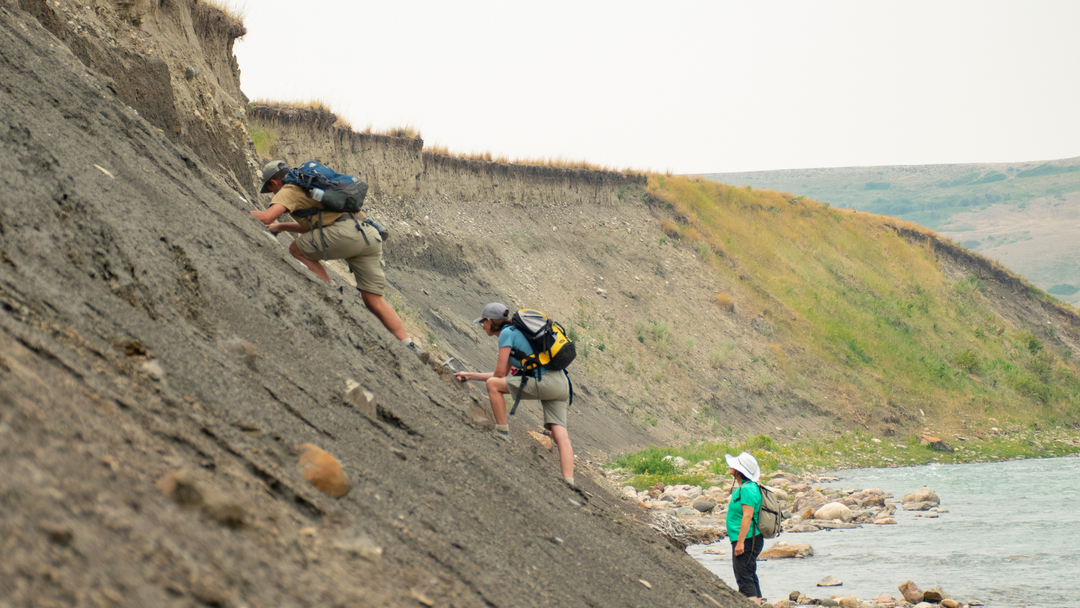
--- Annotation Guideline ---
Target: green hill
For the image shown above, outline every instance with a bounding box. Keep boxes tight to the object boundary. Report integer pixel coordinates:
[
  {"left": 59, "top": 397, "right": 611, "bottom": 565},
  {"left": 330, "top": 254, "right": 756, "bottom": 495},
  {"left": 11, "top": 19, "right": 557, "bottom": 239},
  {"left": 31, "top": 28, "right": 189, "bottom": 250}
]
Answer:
[
  {"left": 703, "top": 157, "right": 1080, "bottom": 229},
  {"left": 702, "top": 159, "right": 1080, "bottom": 307},
  {"left": 641, "top": 175, "right": 1080, "bottom": 436}
]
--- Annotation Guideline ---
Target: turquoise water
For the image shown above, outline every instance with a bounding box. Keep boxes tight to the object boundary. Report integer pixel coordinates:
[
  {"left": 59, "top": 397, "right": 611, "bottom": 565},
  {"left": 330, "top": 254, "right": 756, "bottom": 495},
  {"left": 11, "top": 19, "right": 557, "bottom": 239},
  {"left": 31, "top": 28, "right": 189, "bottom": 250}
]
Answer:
[{"left": 688, "top": 456, "right": 1080, "bottom": 607}]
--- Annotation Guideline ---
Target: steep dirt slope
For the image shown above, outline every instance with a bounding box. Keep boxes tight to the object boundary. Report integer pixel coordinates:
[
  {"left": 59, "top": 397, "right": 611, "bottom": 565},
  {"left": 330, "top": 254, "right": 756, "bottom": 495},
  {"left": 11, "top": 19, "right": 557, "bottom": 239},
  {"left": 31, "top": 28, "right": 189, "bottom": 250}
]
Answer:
[
  {"left": 0, "top": 7, "right": 742, "bottom": 607},
  {"left": 15, "top": 0, "right": 255, "bottom": 195}
]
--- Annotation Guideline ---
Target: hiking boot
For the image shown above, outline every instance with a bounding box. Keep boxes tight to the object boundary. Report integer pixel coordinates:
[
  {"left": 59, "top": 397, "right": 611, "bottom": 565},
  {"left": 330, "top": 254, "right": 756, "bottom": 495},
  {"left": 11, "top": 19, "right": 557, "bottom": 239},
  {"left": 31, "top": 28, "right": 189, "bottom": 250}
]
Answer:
[{"left": 495, "top": 429, "right": 512, "bottom": 443}]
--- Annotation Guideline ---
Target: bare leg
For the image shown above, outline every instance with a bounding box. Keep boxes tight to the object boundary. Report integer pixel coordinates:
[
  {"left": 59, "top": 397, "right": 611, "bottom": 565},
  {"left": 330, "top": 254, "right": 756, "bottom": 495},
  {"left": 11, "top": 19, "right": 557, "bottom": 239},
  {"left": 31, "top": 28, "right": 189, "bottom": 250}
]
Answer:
[
  {"left": 359, "top": 290, "right": 408, "bottom": 340},
  {"left": 485, "top": 376, "right": 509, "bottom": 426},
  {"left": 549, "top": 424, "right": 574, "bottom": 480},
  {"left": 289, "top": 241, "right": 329, "bottom": 282}
]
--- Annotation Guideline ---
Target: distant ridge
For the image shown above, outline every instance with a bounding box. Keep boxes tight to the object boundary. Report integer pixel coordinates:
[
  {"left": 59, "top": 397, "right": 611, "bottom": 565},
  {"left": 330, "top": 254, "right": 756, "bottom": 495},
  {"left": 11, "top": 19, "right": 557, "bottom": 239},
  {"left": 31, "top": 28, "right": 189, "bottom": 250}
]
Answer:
[{"left": 703, "top": 156, "right": 1080, "bottom": 305}]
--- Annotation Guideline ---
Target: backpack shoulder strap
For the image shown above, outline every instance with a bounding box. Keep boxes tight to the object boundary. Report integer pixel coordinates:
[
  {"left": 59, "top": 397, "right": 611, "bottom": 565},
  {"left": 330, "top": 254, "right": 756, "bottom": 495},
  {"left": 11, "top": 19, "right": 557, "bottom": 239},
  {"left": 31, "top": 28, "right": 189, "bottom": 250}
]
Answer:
[{"left": 750, "top": 482, "right": 764, "bottom": 536}]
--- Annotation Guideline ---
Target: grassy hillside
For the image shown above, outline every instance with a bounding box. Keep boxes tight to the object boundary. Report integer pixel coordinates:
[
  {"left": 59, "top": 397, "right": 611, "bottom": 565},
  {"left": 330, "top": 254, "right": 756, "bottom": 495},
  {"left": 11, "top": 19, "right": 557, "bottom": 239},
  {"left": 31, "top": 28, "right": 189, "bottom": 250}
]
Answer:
[
  {"left": 702, "top": 158, "right": 1080, "bottom": 328},
  {"left": 640, "top": 174, "right": 1080, "bottom": 439},
  {"left": 703, "top": 157, "right": 1080, "bottom": 230}
]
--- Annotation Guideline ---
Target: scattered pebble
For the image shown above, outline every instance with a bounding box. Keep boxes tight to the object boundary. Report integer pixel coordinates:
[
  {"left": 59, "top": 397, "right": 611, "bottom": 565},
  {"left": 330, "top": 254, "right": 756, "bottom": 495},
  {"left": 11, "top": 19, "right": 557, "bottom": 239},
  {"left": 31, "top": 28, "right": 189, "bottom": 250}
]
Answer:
[
  {"left": 817, "top": 575, "right": 842, "bottom": 587},
  {"left": 140, "top": 359, "right": 165, "bottom": 381},
  {"left": 333, "top": 528, "right": 382, "bottom": 562},
  {"left": 344, "top": 379, "right": 376, "bottom": 418}
]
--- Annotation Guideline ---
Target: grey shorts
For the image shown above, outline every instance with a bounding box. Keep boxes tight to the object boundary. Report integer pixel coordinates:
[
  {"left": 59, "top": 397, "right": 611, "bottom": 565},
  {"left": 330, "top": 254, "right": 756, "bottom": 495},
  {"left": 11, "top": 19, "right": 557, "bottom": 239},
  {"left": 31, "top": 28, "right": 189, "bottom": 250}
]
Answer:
[
  {"left": 505, "top": 371, "right": 570, "bottom": 429},
  {"left": 296, "top": 220, "right": 386, "bottom": 295}
]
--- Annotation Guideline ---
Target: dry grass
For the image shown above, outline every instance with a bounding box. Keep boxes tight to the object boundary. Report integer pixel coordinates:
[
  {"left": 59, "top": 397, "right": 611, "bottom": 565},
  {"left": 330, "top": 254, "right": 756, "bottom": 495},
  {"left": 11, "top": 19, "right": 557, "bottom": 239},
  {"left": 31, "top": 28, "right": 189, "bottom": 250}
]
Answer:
[
  {"left": 423, "top": 146, "right": 496, "bottom": 162},
  {"left": 421, "top": 144, "right": 647, "bottom": 175},
  {"left": 370, "top": 125, "right": 421, "bottom": 139},
  {"left": 660, "top": 219, "right": 680, "bottom": 239},
  {"left": 203, "top": 0, "right": 247, "bottom": 22},
  {"left": 252, "top": 98, "right": 333, "bottom": 113},
  {"left": 250, "top": 101, "right": 419, "bottom": 138},
  {"left": 715, "top": 293, "right": 734, "bottom": 312}
]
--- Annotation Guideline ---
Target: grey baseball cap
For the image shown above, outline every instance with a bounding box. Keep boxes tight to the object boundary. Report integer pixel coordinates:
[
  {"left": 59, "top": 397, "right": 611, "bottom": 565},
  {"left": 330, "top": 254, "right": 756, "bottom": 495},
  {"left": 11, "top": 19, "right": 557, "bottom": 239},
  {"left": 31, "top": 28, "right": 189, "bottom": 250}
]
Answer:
[
  {"left": 474, "top": 302, "right": 509, "bottom": 324},
  {"left": 260, "top": 160, "right": 288, "bottom": 193}
]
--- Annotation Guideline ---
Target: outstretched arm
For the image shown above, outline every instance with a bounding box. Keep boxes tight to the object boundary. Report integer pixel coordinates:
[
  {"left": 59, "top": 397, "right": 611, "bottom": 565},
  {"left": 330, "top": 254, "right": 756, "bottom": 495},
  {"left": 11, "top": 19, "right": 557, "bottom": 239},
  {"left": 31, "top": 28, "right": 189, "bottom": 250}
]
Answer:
[
  {"left": 251, "top": 203, "right": 287, "bottom": 226},
  {"left": 269, "top": 221, "right": 306, "bottom": 234},
  {"left": 455, "top": 347, "right": 512, "bottom": 383}
]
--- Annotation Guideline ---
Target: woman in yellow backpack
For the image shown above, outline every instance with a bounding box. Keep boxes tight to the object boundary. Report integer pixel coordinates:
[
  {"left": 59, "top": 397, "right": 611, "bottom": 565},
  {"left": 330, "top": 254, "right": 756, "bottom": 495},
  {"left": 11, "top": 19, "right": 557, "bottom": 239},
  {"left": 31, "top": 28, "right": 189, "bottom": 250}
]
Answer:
[{"left": 455, "top": 302, "right": 576, "bottom": 487}]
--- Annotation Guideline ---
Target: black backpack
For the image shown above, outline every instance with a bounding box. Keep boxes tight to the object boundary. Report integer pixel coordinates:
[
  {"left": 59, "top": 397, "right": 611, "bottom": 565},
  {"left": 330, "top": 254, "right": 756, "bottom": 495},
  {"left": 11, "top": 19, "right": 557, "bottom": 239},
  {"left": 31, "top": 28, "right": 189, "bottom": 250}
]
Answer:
[
  {"left": 283, "top": 161, "right": 374, "bottom": 253},
  {"left": 507, "top": 309, "right": 576, "bottom": 415},
  {"left": 284, "top": 161, "right": 368, "bottom": 217}
]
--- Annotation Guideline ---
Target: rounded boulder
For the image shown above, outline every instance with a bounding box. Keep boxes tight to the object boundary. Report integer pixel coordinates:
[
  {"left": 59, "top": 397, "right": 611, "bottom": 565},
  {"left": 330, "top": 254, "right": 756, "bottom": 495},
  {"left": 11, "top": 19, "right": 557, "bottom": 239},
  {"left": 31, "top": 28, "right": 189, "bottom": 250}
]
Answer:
[
  {"left": 692, "top": 497, "right": 717, "bottom": 513},
  {"left": 297, "top": 443, "right": 350, "bottom": 498},
  {"left": 902, "top": 487, "right": 940, "bottom": 506},
  {"left": 814, "top": 502, "right": 854, "bottom": 522}
]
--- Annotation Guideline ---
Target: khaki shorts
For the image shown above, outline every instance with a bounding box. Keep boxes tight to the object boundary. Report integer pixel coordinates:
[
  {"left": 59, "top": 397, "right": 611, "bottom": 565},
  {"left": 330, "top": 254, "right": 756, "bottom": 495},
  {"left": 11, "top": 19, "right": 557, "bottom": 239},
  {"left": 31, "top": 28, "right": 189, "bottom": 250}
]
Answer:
[
  {"left": 505, "top": 371, "right": 570, "bottom": 429},
  {"left": 296, "top": 220, "right": 386, "bottom": 295}
]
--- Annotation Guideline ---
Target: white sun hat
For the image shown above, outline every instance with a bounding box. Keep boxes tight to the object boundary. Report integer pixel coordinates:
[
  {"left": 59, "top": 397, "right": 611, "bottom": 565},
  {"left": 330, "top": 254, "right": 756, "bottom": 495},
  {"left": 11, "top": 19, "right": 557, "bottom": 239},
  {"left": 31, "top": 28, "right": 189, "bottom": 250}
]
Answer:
[{"left": 725, "top": 451, "right": 761, "bottom": 482}]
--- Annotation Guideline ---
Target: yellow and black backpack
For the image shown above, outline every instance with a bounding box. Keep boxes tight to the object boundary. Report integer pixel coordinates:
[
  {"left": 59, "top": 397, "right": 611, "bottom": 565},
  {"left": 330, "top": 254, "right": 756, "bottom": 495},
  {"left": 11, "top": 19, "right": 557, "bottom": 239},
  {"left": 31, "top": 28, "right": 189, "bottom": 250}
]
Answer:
[{"left": 507, "top": 309, "right": 576, "bottom": 414}]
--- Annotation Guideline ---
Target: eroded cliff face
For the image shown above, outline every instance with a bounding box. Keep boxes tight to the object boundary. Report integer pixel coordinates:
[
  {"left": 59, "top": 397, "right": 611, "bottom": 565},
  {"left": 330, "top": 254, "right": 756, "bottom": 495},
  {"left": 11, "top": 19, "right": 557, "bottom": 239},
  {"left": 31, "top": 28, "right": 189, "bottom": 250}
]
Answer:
[
  {"left": 16, "top": 0, "right": 255, "bottom": 193},
  {"left": 249, "top": 103, "right": 424, "bottom": 204},
  {"left": 248, "top": 104, "right": 645, "bottom": 212}
]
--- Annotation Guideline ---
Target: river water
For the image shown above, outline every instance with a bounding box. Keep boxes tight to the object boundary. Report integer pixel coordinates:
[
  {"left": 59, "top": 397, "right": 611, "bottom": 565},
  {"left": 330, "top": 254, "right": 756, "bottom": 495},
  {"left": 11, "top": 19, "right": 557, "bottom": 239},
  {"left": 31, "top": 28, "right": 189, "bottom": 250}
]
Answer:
[{"left": 688, "top": 456, "right": 1080, "bottom": 607}]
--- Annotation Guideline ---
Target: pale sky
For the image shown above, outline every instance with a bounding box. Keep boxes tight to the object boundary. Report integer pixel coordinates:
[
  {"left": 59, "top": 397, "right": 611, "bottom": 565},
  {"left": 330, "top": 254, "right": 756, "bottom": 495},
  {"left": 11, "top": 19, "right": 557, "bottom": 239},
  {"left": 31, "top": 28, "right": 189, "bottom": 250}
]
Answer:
[{"left": 227, "top": 1, "right": 1080, "bottom": 174}]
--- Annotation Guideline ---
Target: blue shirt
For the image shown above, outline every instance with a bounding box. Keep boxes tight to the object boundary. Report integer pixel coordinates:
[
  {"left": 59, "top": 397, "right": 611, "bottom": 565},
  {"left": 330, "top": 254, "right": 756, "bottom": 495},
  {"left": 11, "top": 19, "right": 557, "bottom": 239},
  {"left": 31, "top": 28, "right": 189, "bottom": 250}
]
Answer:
[{"left": 498, "top": 326, "right": 546, "bottom": 376}]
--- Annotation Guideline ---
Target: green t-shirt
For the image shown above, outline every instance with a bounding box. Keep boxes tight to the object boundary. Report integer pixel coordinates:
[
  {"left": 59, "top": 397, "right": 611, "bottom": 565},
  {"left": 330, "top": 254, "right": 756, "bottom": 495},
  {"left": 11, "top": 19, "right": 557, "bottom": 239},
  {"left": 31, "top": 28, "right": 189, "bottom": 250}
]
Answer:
[{"left": 726, "top": 481, "right": 762, "bottom": 541}]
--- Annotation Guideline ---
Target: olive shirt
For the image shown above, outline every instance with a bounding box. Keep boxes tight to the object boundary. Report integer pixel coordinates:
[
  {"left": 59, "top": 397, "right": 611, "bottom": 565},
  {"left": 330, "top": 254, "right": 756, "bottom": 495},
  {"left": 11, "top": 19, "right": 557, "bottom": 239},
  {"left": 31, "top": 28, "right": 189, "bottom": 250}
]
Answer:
[
  {"left": 270, "top": 184, "right": 361, "bottom": 232},
  {"left": 726, "top": 481, "right": 762, "bottom": 541}
]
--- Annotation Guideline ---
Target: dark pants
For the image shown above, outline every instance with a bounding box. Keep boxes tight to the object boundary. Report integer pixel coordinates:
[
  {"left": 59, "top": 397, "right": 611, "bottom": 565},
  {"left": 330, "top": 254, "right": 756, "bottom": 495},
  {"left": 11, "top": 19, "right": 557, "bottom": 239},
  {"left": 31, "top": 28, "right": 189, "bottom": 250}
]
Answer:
[{"left": 732, "top": 533, "right": 764, "bottom": 598}]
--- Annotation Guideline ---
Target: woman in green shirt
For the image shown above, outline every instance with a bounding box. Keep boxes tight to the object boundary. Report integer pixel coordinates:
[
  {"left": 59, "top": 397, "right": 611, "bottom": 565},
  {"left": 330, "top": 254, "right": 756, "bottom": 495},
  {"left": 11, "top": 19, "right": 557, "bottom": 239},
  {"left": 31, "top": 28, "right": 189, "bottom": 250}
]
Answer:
[{"left": 726, "top": 451, "right": 764, "bottom": 604}]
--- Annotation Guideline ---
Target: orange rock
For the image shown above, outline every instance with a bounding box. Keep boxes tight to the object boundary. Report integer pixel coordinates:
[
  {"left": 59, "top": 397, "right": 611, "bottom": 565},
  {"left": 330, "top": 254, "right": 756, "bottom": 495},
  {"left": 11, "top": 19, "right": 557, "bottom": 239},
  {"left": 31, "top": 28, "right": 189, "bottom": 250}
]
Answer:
[
  {"left": 298, "top": 443, "right": 350, "bottom": 498},
  {"left": 527, "top": 431, "right": 552, "bottom": 450}
]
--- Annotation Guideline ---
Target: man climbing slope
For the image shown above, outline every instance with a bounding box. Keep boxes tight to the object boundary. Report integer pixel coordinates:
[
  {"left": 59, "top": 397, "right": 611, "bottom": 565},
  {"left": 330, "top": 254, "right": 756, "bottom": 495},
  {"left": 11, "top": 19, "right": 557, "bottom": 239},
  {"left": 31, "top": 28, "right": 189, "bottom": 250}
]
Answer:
[{"left": 251, "top": 160, "right": 424, "bottom": 357}]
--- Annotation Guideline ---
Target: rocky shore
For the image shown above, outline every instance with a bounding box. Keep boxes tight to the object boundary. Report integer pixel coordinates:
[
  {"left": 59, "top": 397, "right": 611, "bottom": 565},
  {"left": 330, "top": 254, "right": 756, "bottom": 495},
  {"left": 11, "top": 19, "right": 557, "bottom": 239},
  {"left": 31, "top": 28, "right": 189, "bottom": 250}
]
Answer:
[
  {"left": 756, "top": 580, "right": 984, "bottom": 608},
  {"left": 606, "top": 461, "right": 946, "bottom": 541},
  {"left": 604, "top": 462, "right": 985, "bottom": 608}
]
